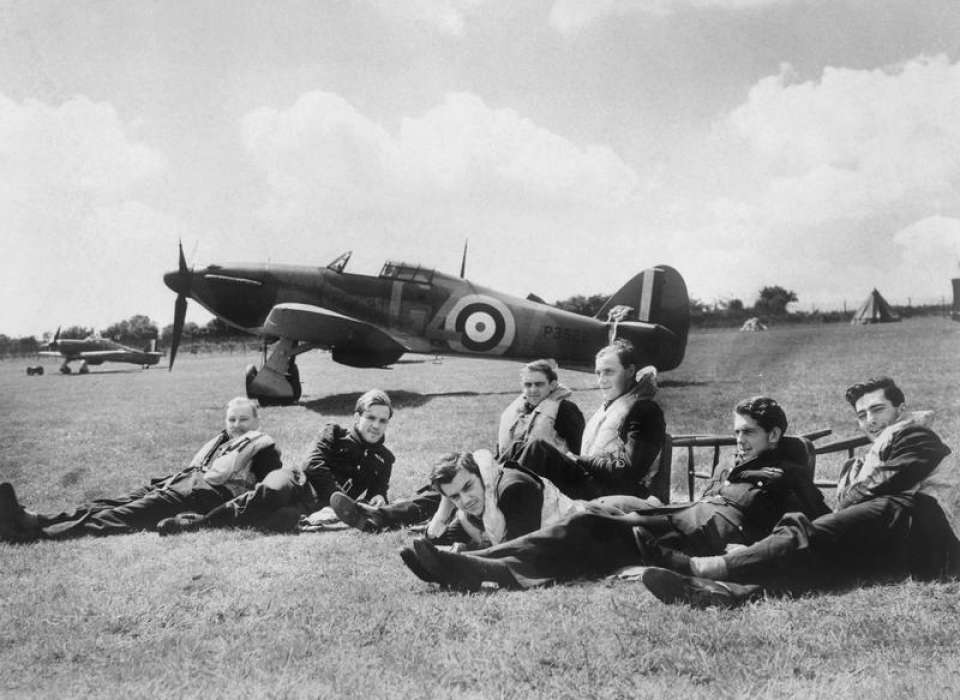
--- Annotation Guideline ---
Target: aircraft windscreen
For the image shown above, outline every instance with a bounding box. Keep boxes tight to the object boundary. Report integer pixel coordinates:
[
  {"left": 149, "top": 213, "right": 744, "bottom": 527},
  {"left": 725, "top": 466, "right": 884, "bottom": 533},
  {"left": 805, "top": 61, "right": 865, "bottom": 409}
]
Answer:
[{"left": 378, "top": 262, "right": 434, "bottom": 284}]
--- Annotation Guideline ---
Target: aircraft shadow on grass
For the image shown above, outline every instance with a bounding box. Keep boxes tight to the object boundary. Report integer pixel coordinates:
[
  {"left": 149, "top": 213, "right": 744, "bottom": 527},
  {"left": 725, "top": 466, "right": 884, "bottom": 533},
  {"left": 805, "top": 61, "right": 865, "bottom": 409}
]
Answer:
[
  {"left": 658, "top": 379, "right": 711, "bottom": 388},
  {"left": 299, "top": 381, "right": 711, "bottom": 414},
  {"left": 300, "top": 389, "right": 518, "bottom": 415}
]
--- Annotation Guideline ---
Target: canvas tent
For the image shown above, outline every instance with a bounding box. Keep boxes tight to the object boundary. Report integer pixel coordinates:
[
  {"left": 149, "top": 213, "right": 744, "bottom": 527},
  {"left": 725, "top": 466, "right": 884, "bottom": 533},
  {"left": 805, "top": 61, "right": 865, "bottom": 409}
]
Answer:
[
  {"left": 850, "top": 289, "right": 900, "bottom": 325},
  {"left": 740, "top": 317, "right": 767, "bottom": 332}
]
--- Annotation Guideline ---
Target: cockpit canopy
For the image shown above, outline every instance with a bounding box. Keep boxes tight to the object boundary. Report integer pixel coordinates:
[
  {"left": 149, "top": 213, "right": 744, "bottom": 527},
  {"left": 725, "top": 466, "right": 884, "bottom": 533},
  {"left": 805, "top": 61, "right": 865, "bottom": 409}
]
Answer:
[{"left": 378, "top": 261, "right": 434, "bottom": 285}]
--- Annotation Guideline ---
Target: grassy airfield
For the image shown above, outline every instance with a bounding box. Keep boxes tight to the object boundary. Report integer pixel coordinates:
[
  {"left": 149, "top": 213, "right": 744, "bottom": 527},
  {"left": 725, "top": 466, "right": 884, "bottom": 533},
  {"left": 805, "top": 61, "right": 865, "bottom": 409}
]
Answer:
[{"left": 2, "top": 317, "right": 960, "bottom": 698}]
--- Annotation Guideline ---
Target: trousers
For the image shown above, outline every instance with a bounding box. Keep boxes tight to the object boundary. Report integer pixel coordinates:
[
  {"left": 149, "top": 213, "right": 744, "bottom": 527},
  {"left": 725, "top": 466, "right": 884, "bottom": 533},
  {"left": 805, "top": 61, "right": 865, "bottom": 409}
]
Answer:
[
  {"left": 38, "top": 470, "right": 233, "bottom": 539},
  {"left": 516, "top": 440, "right": 604, "bottom": 500},
  {"left": 462, "top": 498, "right": 706, "bottom": 587},
  {"left": 723, "top": 493, "right": 960, "bottom": 589},
  {"left": 201, "top": 468, "right": 318, "bottom": 531}
]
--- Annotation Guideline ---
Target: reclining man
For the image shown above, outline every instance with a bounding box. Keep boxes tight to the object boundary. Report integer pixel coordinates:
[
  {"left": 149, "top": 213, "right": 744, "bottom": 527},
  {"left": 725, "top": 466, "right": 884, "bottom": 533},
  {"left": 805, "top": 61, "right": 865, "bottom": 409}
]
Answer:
[
  {"left": 330, "top": 359, "right": 587, "bottom": 532},
  {"left": 402, "top": 396, "right": 829, "bottom": 591},
  {"left": 333, "top": 339, "right": 665, "bottom": 532},
  {"left": 641, "top": 377, "right": 960, "bottom": 608},
  {"left": 414, "top": 448, "right": 581, "bottom": 548},
  {"left": 0, "top": 397, "right": 282, "bottom": 542},
  {"left": 156, "top": 389, "right": 395, "bottom": 534}
]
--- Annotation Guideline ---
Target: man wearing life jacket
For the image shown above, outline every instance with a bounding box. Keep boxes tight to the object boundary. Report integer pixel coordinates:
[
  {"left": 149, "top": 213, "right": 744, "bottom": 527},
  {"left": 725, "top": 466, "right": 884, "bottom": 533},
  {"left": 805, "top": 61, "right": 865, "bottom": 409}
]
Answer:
[
  {"left": 401, "top": 397, "right": 830, "bottom": 592},
  {"left": 642, "top": 377, "right": 960, "bottom": 608},
  {"left": 496, "top": 359, "right": 585, "bottom": 462},
  {"left": 329, "top": 360, "right": 585, "bottom": 533},
  {"left": 398, "top": 450, "right": 584, "bottom": 578},
  {"left": 0, "top": 397, "right": 282, "bottom": 542},
  {"left": 514, "top": 339, "right": 665, "bottom": 500},
  {"left": 153, "top": 389, "right": 395, "bottom": 535}
]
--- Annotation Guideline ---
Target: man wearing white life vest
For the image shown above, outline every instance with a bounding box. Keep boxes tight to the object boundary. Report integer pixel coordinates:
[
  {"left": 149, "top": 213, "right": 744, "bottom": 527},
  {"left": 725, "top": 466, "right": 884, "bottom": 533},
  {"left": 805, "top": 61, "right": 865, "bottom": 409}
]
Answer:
[
  {"left": 330, "top": 360, "right": 585, "bottom": 533},
  {"left": 496, "top": 359, "right": 585, "bottom": 462},
  {"left": 0, "top": 397, "right": 282, "bottom": 541},
  {"left": 514, "top": 339, "right": 665, "bottom": 500}
]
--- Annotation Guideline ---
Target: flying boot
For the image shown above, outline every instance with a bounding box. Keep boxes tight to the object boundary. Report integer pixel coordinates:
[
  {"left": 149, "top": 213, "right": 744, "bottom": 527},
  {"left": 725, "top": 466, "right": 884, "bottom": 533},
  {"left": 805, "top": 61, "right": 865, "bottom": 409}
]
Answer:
[{"left": 0, "top": 482, "right": 41, "bottom": 544}]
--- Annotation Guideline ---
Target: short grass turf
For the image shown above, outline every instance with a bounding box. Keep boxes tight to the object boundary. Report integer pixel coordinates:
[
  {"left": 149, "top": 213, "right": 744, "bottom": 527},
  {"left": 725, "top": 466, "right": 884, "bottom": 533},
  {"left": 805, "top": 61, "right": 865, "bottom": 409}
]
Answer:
[{"left": 2, "top": 317, "right": 960, "bottom": 698}]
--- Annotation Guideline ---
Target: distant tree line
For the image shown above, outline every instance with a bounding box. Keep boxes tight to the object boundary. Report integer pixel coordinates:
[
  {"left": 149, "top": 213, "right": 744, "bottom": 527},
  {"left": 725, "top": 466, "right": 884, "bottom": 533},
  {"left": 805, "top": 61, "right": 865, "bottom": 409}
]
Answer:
[{"left": 555, "top": 284, "right": 951, "bottom": 328}]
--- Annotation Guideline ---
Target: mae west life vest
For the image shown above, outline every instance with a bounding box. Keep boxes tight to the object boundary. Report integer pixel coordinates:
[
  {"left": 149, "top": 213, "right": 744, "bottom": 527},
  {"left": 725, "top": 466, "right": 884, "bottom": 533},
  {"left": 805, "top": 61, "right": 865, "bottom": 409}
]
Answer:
[
  {"left": 496, "top": 384, "right": 574, "bottom": 457},
  {"left": 581, "top": 366, "right": 658, "bottom": 457},
  {"left": 453, "top": 449, "right": 580, "bottom": 546},
  {"left": 192, "top": 430, "right": 277, "bottom": 496}
]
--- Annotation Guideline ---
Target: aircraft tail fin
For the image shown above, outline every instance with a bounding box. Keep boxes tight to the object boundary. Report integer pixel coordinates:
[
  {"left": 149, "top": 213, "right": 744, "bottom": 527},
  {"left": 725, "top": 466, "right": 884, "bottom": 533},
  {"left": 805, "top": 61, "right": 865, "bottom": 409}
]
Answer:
[{"left": 595, "top": 265, "right": 690, "bottom": 370}]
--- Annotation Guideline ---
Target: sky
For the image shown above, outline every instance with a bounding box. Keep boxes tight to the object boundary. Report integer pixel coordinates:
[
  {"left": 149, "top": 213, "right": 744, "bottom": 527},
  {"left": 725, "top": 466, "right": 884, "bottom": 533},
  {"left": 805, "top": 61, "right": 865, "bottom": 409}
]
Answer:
[{"left": 3, "top": 0, "right": 960, "bottom": 337}]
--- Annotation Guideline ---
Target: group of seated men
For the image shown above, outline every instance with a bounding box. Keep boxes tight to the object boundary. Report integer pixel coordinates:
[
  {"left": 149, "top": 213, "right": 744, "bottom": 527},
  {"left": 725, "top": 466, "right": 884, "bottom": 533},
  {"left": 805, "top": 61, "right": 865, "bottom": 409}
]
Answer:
[{"left": 0, "top": 339, "right": 957, "bottom": 608}]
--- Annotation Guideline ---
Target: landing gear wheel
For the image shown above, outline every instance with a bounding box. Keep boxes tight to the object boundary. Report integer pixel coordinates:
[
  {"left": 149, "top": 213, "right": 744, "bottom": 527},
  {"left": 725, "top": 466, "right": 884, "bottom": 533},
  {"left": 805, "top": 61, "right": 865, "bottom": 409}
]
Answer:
[
  {"left": 78, "top": 362, "right": 90, "bottom": 375},
  {"left": 60, "top": 365, "right": 72, "bottom": 374},
  {"left": 244, "top": 356, "right": 302, "bottom": 406}
]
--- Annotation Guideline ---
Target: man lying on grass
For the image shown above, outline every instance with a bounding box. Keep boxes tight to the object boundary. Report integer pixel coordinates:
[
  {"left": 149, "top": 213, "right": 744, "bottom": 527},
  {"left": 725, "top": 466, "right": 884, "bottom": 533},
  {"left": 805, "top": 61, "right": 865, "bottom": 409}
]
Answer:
[
  {"left": 0, "top": 397, "right": 281, "bottom": 542},
  {"left": 396, "top": 448, "right": 588, "bottom": 579},
  {"left": 332, "top": 339, "right": 666, "bottom": 534},
  {"left": 155, "top": 389, "right": 395, "bottom": 535},
  {"left": 401, "top": 397, "right": 829, "bottom": 591},
  {"left": 641, "top": 376, "right": 960, "bottom": 608}
]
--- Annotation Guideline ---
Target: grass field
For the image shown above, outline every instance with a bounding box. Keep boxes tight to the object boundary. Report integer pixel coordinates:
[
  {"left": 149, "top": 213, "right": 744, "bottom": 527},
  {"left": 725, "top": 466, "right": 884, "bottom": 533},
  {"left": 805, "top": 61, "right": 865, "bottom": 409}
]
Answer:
[{"left": 2, "top": 317, "right": 960, "bottom": 698}]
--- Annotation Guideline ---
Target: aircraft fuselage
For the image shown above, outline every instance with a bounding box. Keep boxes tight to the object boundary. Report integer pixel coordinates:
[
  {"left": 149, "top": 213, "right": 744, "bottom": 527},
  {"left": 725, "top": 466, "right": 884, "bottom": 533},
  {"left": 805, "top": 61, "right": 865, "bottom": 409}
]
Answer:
[{"left": 165, "top": 261, "right": 681, "bottom": 370}]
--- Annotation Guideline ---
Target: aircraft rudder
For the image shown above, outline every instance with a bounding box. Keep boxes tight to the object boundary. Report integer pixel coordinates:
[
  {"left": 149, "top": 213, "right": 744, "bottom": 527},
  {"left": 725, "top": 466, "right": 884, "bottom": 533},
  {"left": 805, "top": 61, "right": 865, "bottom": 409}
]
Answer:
[
  {"left": 597, "top": 265, "right": 690, "bottom": 369},
  {"left": 650, "top": 265, "right": 690, "bottom": 369}
]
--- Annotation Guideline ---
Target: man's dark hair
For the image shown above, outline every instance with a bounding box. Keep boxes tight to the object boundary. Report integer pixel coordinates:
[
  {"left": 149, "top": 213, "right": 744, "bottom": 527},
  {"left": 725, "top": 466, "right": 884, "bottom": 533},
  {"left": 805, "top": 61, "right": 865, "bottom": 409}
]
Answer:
[
  {"left": 735, "top": 396, "right": 788, "bottom": 434},
  {"left": 844, "top": 377, "right": 905, "bottom": 408},
  {"left": 595, "top": 339, "right": 639, "bottom": 369},
  {"left": 429, "top": 451, "right": 480, "bottom": 490}
]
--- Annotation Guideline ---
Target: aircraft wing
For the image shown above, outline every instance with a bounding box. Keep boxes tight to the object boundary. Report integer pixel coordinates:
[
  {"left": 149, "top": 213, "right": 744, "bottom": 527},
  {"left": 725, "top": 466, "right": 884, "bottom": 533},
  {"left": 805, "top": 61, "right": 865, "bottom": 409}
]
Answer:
[
  {"left": 263, "top": 303, "right": 409, "bottom": 354},
  {"left": 37, "top": 350, "right": 128, "bottom": 360},
  {"left": 73, "top": 350, "right": 146, "bottom": 361}
]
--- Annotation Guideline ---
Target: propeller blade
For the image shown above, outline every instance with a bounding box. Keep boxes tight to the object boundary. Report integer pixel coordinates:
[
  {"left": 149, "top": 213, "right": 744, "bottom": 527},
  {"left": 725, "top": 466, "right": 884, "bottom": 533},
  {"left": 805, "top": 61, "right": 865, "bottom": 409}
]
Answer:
[
  {"left": 170, "top": 294, "right": 186, "bottom": 371},
  {"left": 460, "top": 239, "right": 468, "bottom": 279},
  {"left": 169, "top": 240, "right": 191, "bottom": 371},
  {"left": 52, "top": 326, "right": 61, "bottom": 348}
]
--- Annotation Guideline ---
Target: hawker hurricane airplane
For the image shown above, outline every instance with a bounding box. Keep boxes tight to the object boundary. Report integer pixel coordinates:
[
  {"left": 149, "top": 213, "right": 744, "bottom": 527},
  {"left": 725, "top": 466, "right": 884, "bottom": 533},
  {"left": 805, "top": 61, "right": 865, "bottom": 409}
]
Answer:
[
  {"left": 39, "top": 328, "right": 163, "bottom": 374},
  {"left": 163, "top": 246, "right": 689, "bottom": 405}
]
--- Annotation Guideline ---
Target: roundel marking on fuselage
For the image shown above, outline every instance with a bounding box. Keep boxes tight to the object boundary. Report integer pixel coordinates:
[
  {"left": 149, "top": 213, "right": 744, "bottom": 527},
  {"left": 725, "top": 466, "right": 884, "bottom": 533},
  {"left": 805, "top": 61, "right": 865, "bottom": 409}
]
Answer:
[{"left": 445, "top": 294, "right": 516, "bottom": 355}]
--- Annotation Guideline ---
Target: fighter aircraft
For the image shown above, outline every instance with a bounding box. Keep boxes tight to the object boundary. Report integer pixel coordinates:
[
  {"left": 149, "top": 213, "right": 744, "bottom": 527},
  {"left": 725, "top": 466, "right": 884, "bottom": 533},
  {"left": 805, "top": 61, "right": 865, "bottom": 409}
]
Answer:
[
  {"left": 164, "top": 246, "right": 690, "bottom": 404},
  {"left": 39, "top": 328, "right": 163, "bottom": 374}
]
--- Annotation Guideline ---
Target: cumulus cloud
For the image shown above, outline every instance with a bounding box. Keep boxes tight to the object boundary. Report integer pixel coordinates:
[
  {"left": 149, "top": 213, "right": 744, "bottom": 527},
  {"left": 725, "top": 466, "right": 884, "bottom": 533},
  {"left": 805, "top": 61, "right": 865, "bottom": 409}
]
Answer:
[
  {"left": 238, "top": 53, "right": 960, "bottom": 312},
  {"left": 364, "top": 0, "right": 484, "bottom": 37},
  {"left": 666, "top": 55, "right": 960, "bottom": 307},
  {"left": 240, "top": 90, "right": 645, "bottom": 295},
  {"left": 894, "top": 216, "right": 960, "bottom": 284},
  {"left": 0, "top": 94, "right": 177, "bottom": 337},
  {"left": 549, "top": 0, "right": 794, "bottom": 35}
]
